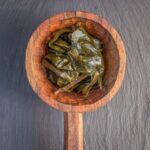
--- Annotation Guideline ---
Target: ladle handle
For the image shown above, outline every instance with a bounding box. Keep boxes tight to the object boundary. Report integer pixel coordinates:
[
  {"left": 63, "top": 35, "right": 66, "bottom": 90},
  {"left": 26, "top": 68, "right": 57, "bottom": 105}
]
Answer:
[{"left": 64, "top": 112, "right": 83, "bottom": 150}]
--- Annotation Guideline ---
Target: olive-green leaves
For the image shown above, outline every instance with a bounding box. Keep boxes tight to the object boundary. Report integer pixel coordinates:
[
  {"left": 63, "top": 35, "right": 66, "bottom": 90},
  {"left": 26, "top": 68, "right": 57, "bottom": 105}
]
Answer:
[{"left": 42, "top": 26, "right": 104, "bottom": 96}]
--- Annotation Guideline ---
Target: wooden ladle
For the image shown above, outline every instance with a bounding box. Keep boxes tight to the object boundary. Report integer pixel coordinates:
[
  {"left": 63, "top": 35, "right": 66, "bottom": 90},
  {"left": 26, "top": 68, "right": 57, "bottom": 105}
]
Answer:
[{"left": 25, "top": 11, "right": 126, "bottom": 150}]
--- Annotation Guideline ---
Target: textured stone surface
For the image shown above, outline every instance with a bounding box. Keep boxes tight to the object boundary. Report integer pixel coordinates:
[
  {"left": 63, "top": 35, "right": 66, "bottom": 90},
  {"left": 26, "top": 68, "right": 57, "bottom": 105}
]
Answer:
[{"left": 0, "top": 0, "right": 150, "bottom": 150}]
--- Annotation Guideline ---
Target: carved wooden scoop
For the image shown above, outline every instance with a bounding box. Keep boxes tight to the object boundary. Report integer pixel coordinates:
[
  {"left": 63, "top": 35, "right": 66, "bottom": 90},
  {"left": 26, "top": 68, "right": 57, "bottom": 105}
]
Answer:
[{"left": 25, "top": 11, "right": 126, "bottom": 150}]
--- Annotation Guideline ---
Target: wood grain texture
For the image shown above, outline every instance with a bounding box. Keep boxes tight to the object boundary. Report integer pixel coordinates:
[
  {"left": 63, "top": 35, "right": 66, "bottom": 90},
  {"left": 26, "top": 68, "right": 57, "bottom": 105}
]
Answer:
[
  {"left": 0, "top": 0, "right": 150, "bottom": 150},
  {"left": 64, "top": 113, "right": 83, "bottom": 150},
  {"left": 25, "top": 11, "right": 125, "bottom": 112}
]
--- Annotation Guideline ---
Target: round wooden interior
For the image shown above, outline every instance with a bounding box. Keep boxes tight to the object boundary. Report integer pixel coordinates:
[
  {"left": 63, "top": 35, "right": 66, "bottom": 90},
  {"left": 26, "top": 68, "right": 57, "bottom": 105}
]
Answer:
[{"left": 25, "top": 11, "right": 126, "bottom": 112}]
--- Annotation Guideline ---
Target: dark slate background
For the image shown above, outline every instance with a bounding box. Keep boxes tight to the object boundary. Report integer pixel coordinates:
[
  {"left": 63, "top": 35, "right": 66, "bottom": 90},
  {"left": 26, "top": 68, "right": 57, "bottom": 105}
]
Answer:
[{"left": 0, "top": 0, "right": 150, "bottom": 150}]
